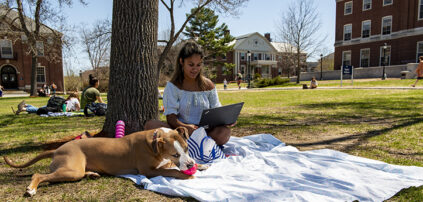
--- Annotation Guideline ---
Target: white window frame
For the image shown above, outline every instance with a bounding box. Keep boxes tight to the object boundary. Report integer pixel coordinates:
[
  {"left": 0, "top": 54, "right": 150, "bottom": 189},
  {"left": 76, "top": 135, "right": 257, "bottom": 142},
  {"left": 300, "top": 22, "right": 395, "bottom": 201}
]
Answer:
[
  {"left": 36, "top": 41, "right": 44, "bottom": 57},
  {"left": 416, "top": 41, "right": 423, "bottom": 62},
  {"left": 0, "top": 39, "right": 13, "bottom": 59},
  {"left": 342, "top": 50, "right": 352, "bottom": 67},
  {"left": 344, "top": 24, "right": 352, "bottom": 41},
  {"left": 383, "top": 0, "right": 393, "bottom": 6},
  {"left": 419, "top": 0, "right": 423, "bottom": 20},
  {"left": 363, "top": 0, "right": 372, "bottom": 11},
  {"left": 381, "top": 16, "right": 392, "bottom": 35},
  {"left": 361, "top": 20, "right": 371, "bottom": 38},
  {"left": 344, "top": 1, "right": 353, "bottom": 15},
  {"left": 240, "top": 52, "right": 245, "bottom": 61},
  {"left": 360, "top": 48, "right": 370, "bottom": 67},
  {"left": 36, "top": 66, "right": 46, "bottom": 83},
  {"left": 379, "top": 45, "right": 391, "bottom": 66}
]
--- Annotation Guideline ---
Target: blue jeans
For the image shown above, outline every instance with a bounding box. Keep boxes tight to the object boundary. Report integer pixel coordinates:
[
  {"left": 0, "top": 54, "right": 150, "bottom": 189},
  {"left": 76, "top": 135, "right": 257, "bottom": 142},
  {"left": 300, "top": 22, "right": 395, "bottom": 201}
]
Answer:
[{"left": 26, "top": 104, "right": 39, "bottom": 113}]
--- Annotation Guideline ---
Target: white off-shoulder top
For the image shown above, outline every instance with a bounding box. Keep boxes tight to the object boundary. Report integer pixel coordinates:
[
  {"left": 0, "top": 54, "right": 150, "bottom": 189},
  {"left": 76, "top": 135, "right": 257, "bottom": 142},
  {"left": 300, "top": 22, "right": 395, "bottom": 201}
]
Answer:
[{"left": 163, "top": 81, "right": 221, "bottom": 125}]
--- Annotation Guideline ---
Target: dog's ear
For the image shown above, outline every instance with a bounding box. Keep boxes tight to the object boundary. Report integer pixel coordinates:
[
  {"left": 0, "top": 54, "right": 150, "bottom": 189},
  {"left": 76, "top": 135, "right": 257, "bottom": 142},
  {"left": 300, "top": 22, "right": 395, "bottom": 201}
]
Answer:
[
  {"left": 176, "top": 127, "right": 189, "bottom": 140},
  {"left": 151, "top": 130, "right": 165, "bottom": 155}
]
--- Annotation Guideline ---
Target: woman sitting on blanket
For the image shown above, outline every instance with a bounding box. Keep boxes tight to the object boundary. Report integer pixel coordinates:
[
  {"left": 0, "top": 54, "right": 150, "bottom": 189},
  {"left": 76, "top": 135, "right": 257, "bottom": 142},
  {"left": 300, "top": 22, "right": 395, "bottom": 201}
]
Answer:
[
  {"left": 144, "top": 41, "right": 233, "bottom": 146},
  {"left": 14, "top": 92, "right": 80, "bottom": 115}
]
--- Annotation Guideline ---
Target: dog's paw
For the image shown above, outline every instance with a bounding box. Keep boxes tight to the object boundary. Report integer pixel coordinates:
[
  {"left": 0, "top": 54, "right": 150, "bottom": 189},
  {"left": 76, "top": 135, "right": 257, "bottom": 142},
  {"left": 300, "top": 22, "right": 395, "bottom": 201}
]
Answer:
[
  {"left": 25, "top": 187, "right": 36, "bottom": 197},
  {"left": 85, "top": 171, "right": 101, "bottom": 179},
  {"left": 196, "top": 164, "right": 209, "bottom": 171}
]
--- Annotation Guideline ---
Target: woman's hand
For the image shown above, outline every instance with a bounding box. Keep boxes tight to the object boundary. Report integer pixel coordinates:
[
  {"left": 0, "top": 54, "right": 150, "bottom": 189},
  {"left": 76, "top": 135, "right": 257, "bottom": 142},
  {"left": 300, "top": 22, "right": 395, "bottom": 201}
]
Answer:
[
  {"left": 185, "top": 124, "right": 199, "bottom": 135},
  {"left": 226, "top": 121, "right": 237, "bottom": 128}
]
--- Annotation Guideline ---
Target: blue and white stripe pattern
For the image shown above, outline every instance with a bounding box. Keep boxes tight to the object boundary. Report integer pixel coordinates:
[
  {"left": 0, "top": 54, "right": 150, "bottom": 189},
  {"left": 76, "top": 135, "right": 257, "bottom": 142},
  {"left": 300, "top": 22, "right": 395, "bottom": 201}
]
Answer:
[{"left": 188, "top": 127, "right": 226, "bottom": 164}]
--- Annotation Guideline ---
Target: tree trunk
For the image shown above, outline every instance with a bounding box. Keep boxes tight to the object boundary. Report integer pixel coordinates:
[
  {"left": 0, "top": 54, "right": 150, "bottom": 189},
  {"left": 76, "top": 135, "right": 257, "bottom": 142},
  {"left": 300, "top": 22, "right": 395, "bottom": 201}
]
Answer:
[
  {"left": 296, "top": 52, "right": 301, "bottom": 84},
  {"left": 30, "top": 55, "right": 38, "bottom": 96},
  {"left": 102, "top": 0, "right": 159, "bottom": 137}
]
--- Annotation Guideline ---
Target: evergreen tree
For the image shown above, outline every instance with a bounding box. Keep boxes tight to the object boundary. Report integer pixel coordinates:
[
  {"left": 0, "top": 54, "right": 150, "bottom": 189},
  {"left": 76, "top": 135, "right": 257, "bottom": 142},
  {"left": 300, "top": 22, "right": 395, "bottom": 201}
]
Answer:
[{"left": 183, "top": 8, "right": 234, "bottom": 62}]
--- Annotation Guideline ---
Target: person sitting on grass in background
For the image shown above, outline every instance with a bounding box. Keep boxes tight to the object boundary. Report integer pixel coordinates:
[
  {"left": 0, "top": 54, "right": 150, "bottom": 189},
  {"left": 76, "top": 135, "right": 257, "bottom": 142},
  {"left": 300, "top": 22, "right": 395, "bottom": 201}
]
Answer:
[
  {"left": 144, "top": 41, "right": 233, "bottom": 146},
  {"left": 80, "top": 74, "right": 104, "bottom": 110},
  {"left": 411, "top": 56, "right": 423, "bottom": 87},
  {"left": 310, "top": 77, "right": 318, "bottom": 89},
  {"left": 38, "top": 88, "right": 47, "bottom": 97}
]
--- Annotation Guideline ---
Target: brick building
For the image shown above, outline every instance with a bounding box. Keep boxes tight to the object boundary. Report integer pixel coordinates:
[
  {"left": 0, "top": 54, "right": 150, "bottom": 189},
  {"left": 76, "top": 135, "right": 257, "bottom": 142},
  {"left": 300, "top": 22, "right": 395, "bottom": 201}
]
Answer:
[
  {"left": 334, "top": 0, "right": 423, "bottom": 70},
  {"left": 0, "top": 7, "right": 64, "bottom": 91}
]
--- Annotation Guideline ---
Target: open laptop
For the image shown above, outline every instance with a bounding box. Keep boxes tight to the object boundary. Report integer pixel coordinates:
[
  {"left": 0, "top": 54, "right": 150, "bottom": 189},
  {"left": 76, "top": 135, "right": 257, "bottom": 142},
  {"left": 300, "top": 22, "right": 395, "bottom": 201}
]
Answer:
[{"left": 198, "top": 102, "right": 244, "bottom": 129}]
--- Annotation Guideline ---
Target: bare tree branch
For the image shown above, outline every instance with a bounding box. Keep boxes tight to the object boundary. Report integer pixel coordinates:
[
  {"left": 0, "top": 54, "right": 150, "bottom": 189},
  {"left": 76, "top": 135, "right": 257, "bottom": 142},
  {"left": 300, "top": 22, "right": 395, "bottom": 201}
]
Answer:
[{"left": 275, "top": 0, "right": 327, "bottom": 83}]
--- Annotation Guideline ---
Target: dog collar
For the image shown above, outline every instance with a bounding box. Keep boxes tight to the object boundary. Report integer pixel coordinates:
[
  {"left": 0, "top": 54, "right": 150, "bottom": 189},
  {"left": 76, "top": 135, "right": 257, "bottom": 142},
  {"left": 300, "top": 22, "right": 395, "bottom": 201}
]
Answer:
[{"left": 153, "top": 129, "right": 158, "bottom": 140}]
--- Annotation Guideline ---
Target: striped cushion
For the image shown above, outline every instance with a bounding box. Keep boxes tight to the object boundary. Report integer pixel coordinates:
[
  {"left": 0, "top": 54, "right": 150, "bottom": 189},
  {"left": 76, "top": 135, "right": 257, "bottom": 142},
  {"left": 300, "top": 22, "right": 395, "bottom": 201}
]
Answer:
[{"left": 188, "top": 127, "right": 226, "bottom": 164}]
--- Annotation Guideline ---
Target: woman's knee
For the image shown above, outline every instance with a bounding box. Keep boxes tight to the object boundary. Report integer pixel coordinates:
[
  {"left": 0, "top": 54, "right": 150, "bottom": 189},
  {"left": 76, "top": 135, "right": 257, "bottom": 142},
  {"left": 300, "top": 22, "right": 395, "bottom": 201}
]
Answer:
[
  {"left": 144, "top": 120, "right": 169, "bottom": 130},
  {"left": 209, "top": 126, "right": 231, "bottom": 145}
]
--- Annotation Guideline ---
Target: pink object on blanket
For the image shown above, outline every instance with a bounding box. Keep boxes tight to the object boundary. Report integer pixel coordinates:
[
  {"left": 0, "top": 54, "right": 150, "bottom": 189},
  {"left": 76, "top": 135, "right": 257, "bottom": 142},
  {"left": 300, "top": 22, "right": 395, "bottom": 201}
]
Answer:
[{"left": 181, "top": 164, "right": 197, "bottom": 175}]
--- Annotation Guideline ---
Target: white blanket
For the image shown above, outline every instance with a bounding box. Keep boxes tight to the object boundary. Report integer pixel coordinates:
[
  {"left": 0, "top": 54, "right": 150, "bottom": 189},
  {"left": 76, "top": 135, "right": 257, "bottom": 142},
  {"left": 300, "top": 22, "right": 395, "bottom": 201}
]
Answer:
[{"left": 121, "top": 134, "right": 423, "bottom": 202}]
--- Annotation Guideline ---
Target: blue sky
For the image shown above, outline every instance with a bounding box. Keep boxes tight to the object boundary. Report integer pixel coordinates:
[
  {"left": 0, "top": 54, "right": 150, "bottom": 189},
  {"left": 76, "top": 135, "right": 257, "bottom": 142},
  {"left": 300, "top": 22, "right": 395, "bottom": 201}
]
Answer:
[{"left": 62, "top": 0, "right": 336, "bottom": 70}]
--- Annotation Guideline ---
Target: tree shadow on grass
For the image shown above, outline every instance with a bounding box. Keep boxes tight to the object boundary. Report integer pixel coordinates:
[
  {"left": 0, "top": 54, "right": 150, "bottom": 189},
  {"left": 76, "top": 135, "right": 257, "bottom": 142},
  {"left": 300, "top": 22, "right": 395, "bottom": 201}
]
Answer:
[
  {"left": 0, "top": 142, "right": 43, "bottom": 156},
  {"left": 290, "top": 117, "right": 423, "bottom": 152}
]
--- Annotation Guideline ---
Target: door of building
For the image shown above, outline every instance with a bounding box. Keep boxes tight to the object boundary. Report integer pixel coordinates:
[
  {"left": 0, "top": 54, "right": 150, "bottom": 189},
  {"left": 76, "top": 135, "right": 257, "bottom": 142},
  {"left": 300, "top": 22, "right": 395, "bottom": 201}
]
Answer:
[{"left": 1, "top": 65, "right": 18, "bottom": 89}]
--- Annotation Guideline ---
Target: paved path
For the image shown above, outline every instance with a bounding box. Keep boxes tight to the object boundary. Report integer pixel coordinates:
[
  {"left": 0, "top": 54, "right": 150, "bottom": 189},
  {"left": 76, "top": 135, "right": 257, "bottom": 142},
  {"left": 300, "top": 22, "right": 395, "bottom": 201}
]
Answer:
[{"left": 217, "top": 86, "right": 423, "bottom": 91}]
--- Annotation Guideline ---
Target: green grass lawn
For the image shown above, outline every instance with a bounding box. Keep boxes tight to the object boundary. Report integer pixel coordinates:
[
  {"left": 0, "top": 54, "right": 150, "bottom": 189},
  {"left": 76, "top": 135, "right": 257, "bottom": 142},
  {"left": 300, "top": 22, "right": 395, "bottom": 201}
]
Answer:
[{"left": 1, "top": 86, "right": 423, "bottom": 201}]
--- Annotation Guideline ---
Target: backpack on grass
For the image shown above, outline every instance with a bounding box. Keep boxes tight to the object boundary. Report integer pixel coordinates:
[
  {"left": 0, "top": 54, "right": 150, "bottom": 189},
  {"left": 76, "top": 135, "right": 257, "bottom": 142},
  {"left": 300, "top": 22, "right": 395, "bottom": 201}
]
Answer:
[
  {"left": 47, "top": 95, "right": 66, "bottom": 112},
  {"left": 84, "top": 102, "right": 107, "bottom": 117}
]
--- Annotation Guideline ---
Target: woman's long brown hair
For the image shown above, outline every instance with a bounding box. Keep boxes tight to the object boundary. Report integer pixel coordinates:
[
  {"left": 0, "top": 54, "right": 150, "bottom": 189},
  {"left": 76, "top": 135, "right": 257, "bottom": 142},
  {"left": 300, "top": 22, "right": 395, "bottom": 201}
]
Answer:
[{"left": 170, "top": 41, "right": 208, "bottom": 91}]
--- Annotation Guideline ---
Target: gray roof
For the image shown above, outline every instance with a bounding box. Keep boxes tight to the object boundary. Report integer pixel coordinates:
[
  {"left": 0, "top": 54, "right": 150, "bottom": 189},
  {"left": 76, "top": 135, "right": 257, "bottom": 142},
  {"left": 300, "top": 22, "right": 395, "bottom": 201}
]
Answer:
[{"left": 0, "top": 6, "right": 60, "bottom": 35}]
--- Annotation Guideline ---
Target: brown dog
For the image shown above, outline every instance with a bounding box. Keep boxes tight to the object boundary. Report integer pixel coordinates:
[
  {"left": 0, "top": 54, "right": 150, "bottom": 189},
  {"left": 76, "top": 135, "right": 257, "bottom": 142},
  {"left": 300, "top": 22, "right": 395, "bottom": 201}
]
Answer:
[{"left": 4, "top": 127, "right": 200, "bottom": 196}]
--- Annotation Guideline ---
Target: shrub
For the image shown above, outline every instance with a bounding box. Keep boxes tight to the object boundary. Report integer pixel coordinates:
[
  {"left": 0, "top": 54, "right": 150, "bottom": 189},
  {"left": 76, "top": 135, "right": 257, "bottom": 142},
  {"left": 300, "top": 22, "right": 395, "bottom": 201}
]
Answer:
[
  {"left": 253, "top": 76, "right": 290, "bottom": 88},
  {"left": 253, "top": 73, "right": 262, "bottom": 80}
]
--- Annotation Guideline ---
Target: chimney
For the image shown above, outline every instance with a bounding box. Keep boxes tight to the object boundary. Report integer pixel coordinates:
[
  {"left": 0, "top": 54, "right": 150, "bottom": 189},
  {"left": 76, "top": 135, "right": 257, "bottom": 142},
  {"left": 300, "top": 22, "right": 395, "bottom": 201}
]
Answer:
[{"left": 264, "top": 33, "right": 271, "bottom": 42}]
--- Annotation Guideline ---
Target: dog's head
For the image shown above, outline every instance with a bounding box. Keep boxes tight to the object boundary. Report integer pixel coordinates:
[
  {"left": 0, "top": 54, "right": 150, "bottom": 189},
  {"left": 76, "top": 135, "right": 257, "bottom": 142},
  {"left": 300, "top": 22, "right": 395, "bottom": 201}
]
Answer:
[{"left": 151, "top": 127, "right": 195, "bottom": 171}]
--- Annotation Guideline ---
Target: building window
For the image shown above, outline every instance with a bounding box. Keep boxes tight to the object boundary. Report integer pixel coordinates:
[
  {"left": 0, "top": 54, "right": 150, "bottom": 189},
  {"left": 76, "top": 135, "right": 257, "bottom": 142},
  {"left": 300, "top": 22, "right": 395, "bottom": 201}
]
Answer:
[
  {"left": 240, "top": 52, "right": 245, "bottom": 61},
  {"left": 265, "top": 54, "right": 271, "bottom": 60},
  {"left": 416, "top": 42, "right": 423, "bottom": 62},
  {"left": 380, "top": 45, "right": 391, "bottom": 66},
  {"left": 36, "top": 66, "right": 45, "bottom": 83},
  {"left": 344, "top": 24, "right": 352, "bottom": 41},
  {"left": 253, "top": 53, "right": 258, "bottom": 61},
  {"left": 344, "top": 1, "right": 353, "bottom": 15},
  {"left": 240, "top": 65, "right": 245, "bottom": 74},
  {"left": 342, "top": 51, "right": 352, "bottom": 66},
  {"left": 383, "top": 0, "right": 393, "bottom": 6},
  {"left": 363, "top": 0, "right": 371, "bottom": 11},
  {"left": 360, "top": 48, "right": 370, "bottom": 67},
  {"left": 362, "top": 20, "right": 371, "bottom": 38},
  {"left": 278, "top": 67, "right": 282, "bottom": 75},
  {"left": 0, "top": 39, "right": 13, "bottom": 59},
  {"left": 381, "top": 16, "right": 392, "bottom": 35},
  {"left": 36, "top": 41, "right": 44, "bottom": 56},
  {"left": 419, "top": 0, "right": 423, "bottom": 20}
]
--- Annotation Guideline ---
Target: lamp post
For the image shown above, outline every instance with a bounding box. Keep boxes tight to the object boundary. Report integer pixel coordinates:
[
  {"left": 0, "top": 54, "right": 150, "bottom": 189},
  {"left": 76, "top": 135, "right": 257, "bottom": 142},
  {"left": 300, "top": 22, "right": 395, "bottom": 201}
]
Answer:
[
  {"left": 247, "top": 51, "right": 251, "bottom": 88},
  {"left": 320, "top": 54, "right": 323, "bottom": 80},
  {"left": 382, "top": 43, "right": 387, "bottom": 80}
]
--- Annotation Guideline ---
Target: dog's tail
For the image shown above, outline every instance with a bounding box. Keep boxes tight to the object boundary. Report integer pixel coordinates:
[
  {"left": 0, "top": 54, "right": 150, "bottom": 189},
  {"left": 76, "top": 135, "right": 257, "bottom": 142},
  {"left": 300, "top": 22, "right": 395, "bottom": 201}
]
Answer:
[{"left": 3, "top": 150, "right": 55, "bottom": 168}]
